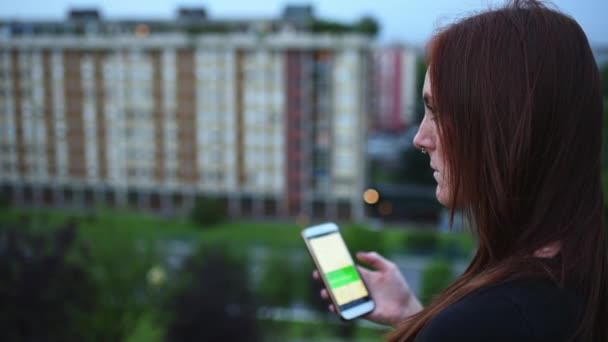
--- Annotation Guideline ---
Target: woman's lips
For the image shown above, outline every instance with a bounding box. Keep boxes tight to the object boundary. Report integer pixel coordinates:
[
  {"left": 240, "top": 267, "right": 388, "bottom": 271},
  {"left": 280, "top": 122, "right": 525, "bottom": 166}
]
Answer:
[{"left": 431, "top": 165, "right": 439, "bottom": 181}]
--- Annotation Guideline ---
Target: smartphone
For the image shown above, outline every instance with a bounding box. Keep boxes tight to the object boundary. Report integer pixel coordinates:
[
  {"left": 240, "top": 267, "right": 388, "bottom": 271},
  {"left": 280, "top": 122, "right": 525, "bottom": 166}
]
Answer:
[{"left": 302, "top": 222, "right": 375, "bottom": 320}]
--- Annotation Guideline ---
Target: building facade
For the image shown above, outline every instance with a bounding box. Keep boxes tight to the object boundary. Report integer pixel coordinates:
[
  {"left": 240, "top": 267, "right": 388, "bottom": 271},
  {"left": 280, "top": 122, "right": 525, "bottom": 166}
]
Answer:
[
  {"left": 370, "top": 45, "right": 418, "bottom": 134},
  {"left": 0, "top": 32, "right": 371, "bottom": 221}
]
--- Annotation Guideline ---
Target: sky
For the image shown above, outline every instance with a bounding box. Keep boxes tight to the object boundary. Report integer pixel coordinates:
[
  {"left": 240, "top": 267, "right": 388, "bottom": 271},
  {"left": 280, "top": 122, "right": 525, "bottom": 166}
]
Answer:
[{"left": 1, "top": 0, "right": 607, "bottom": 47}]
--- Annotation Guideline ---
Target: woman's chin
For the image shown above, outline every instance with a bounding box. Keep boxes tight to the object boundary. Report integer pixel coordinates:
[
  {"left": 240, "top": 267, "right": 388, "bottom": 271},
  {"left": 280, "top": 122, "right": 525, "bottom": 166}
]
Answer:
[{"left": 436, "top": 186, "right": 451, "bottom": 207}]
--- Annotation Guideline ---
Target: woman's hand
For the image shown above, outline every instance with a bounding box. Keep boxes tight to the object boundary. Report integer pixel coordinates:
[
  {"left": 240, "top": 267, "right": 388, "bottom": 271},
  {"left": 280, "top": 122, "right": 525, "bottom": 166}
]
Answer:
[{"left": 313, "top": 251, "right": 423, "bottom": 327}]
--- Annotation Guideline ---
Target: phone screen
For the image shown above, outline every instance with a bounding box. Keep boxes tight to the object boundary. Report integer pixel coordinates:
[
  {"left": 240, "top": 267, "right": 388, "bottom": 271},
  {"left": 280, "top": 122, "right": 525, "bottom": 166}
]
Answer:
[{"left": 308, "top": 231, "right": 371, "bottom": 309}]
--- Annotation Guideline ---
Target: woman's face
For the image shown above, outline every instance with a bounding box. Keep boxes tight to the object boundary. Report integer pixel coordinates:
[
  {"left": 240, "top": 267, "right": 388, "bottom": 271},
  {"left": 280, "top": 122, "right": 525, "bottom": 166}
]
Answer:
[{"left": 413, "top": 70, "right": 451, "bottom": 207}]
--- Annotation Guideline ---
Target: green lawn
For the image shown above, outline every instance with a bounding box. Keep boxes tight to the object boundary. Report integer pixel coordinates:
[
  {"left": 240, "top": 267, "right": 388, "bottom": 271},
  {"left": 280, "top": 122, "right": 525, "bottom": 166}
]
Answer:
[
  {"left": 0, "top": 206, "right": 474, "bottom": 341},
  {"left": 0, "top": 206, "right": 475, "bottom": 257}
]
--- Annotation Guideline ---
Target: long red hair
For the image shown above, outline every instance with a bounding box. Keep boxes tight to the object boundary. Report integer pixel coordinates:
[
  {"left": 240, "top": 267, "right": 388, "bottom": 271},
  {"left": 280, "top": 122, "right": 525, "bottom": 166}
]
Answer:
[{"left": 390, "top": 1, "right": 608, "bottom": 340}]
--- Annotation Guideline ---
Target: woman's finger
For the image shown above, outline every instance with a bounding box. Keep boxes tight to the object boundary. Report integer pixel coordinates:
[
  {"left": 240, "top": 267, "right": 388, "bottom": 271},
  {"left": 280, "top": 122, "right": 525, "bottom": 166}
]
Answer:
[
  {"left": 357, "top": 251, "right": 395, "bottom": 272},
  {"left": 320, "top": 288, "right": 329, "bottom": 300},
  {"left": 357, "top": 265, "right": 372, "bottom": 279}
]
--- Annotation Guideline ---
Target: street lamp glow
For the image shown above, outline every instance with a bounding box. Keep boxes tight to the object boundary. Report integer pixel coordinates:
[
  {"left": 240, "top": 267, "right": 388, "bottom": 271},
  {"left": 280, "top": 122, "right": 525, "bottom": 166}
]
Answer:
[
  {"left": 379, "top": 201, "right": 393, "bottom": 216},
  {"left": 363, "top": 189, "right": 380, "bottom": 205}
]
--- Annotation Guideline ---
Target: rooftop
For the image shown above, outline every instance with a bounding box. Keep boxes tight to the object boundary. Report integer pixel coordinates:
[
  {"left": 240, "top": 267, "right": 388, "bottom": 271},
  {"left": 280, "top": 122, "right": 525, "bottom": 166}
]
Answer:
[{"left": 0, "top": 5, "right": 378, "bottom": 38}]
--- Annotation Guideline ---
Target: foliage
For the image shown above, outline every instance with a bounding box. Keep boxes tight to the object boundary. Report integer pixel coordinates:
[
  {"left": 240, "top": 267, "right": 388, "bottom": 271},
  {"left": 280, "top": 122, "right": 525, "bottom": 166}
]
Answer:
[
  {"left": 397, "top": 146, "right": 437, "bottom": 185},
  {"left": 312, "top": 19, "right": 351, "bottom": 34},
  {"left": 438, "top": 233, "right": 476, "bottom": 259},
  {"left": 0, "top": 192, "right": 9, "bottom": 209},
  {"left": 0, "top": 207, "right": 475, "bottom": 341},
  {"left": 258, "top": 252, "right": 299, "bottom": 307},
  {"left": 185, "top": 24, "right": 229, "bottom": 35},
  {"left": 0, "top": 209, "right": 167, "bottom": 341},
  {"left": 354, "top": 16, "right": 380, "bottom": 37},
  {"left": 306, "top": 268, "right": 329, "bottom": 313},
  {"left": 257, "top": 251, "right": 314, "bottom": 311},
  {"left": 165, "top": 244, "right": 259, "bottom": 342},
  {"left": 0, "top": 223, "right": 98, "bottom": 341},
  {"left": 334, "top": 320, "right": 357, "bottom": 340},
  {"left": 312, "top": 15, "right": 380, "bottom": 37},
  {"left": 403, "top": 229, "right": 440, "bottom": 254},
  {"left": 83, "top": 225, "right": 162, "bottom": 341},
  {"left": 414, "top": 59, "right": 429, "bottom": 123},
  {"left": 124, "top": 313, "right": 164, "bottom": 342},
  {"left": 369, "top": 159, "right": 400, "bottom": 183},
  {"left": 420, "top": 259, "right": 454, "bottom": 305},
  {"left": 342, "top": 223, "right": 386, "bottom": 256},
  {"left": 190, "top": 196, "right": 227, "bottom": 226}
]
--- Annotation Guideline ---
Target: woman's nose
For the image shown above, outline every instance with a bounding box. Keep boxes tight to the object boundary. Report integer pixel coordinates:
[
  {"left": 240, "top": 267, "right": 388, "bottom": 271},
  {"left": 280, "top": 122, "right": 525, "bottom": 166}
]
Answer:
[{"left": 413, "top": 119, "right": 433, "bottom": 152}]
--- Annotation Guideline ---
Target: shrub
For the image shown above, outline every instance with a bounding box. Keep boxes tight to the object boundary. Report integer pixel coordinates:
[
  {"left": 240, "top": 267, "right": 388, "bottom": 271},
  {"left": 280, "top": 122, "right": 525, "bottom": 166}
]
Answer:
[
  {"left": 84, "top": 228, "right": 161, "bottom": 341},
  {"left": 398, "top": 147, "right": 437, "bottom": 185},
  {"left": 0, "top": 223, "right": 98, "bottom": 341},
  {"left": 420, "top": 259, "right": 454, "bottom": 305},
  {"left": 257, "top": 252, "right": 298, "bottom": 307},
  {"left": 165, "top": 244, "right": 258, "bottom": 341},
  {"left": 342, "top": 224, "right": 385, "bottom": 256},
  {"left": 306, "top": 269, "right": 329, "bottom": 314},
  {"left": 0, "top": 193, "right": 10, "bottom": 209},
  {"left": 190, "top": 196, "right": 227, "bottom": 226},
  {"left": 404, "top": 229, "right": 440, "bottom": 254},
  {"left": 438, "top": 233, "right": 476, "bottom": 259}
]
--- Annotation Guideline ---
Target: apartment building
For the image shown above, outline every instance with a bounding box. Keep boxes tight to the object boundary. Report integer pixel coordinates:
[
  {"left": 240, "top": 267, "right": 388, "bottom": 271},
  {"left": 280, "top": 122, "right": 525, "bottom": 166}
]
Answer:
[
  {"left": 0, "top": 20, "right": 372, "bottom": 221},
  {"left": 370, "top": 45, "right": 418, "bottom": 133}
]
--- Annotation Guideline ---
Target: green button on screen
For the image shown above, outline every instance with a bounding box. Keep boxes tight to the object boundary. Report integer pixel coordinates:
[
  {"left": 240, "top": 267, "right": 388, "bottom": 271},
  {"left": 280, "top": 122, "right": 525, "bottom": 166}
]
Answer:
[{"left": 326, "top": 265, "right": 360, "bottom": 289}]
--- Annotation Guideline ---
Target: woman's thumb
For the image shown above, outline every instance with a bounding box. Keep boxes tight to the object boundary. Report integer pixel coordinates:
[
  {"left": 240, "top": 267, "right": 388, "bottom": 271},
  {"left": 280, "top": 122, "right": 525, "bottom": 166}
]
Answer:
[{"left": 356, "top": 251, "right": 393, "bottom": 271}]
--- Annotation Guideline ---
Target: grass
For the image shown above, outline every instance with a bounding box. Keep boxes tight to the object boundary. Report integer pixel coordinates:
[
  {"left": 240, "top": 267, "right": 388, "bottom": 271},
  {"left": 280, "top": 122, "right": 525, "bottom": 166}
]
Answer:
[
  {"left": 0, "top": 206, "right": 475, "bottom": 258},
  {"left": 0, "top": 205, "right": 473, "bottom": 341},
  {"left": 204, "top": 220, "right": 303, "bottom": 249}
]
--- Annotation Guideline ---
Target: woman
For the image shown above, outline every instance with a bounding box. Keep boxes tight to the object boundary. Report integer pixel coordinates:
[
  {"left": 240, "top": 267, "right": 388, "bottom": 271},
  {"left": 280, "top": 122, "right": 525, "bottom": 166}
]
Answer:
[{"left": 314, "top": 0, "right": 608, "bottom": 340}]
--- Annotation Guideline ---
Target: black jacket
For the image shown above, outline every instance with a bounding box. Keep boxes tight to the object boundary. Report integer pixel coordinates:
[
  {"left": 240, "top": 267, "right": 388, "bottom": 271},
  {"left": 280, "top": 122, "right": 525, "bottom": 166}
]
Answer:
[{"left": 417, "top": 278, "right": 583, "bottom": 341}]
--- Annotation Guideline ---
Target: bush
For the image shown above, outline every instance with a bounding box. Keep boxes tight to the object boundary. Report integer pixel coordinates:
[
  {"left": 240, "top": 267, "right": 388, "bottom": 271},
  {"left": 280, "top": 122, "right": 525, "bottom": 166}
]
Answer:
[
  {"left": 420, "top": 259, "right": 454, "bottom": 305},
  {"left": 0, "top": 193, "right": 10, "bottom": 209},
  {"left": 354, "top": 16, "right": 380, "bottom": 37},
  {"left": 258, "top": 252, "right": 298, "bottom": 307},
  {"left": 342, "top": 224, "right": 385, "bottom": 256},
  {"left": 438, "top": 233, "right": 475, "bottom": 259},
  {"left": 306, "top": 269, "right": 329, "bottom": 314},
  {"left": 398, "top": 147, "right": 437, "bottom": 185},
  {"left": 165, "top": 244, "right": 258, "bottom": 342},
  {"left": 0, "top": 223, "right": 98, "bottom": 341},
  {"left": 190, "top": 196, "right": 227, "bottom": 226},
  {"left": 84, "top": 227, "right": 161, "bottom": 341},
  {"left": 404, "top": 229, "right": 439, "bottom": 254}
]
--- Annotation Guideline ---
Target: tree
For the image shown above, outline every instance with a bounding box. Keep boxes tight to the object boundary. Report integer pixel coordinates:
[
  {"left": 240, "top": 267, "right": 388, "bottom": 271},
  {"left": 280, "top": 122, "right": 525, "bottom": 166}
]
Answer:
[
  {"left": 397, "top": 145, "right": 436, "bottom": 185},
  {"left": 354, "top": 16, "right": 380, "bottom": 37},
  {"left": 311, "top": 19, "right": 351, "bottom": 34},
  {"left": 190, "top": 196, "right": 227, "bottom": 226},
  {"left": 0, "top": 224, "right": 98, "bottom": 341},
  {"left": 258, "top": 252, "right": 297, "bottom": 307},
  {"left": 420, "top": 259, "right": 454, "bottom": 305},
  {"left": 414, "top": 59, "right": 429, "bottom": 123},
  {"left": 165, "top": 245, "right": 258, "bottom": 342}
]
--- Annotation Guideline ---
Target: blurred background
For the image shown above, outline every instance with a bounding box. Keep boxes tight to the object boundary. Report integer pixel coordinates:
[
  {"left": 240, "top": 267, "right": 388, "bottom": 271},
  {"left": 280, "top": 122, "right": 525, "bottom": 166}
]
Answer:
[{"left": 0, "top": 0, "right": 606, "bottom": 341}]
